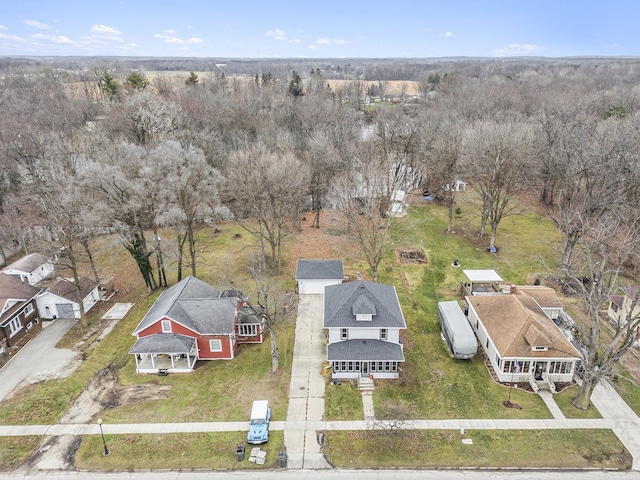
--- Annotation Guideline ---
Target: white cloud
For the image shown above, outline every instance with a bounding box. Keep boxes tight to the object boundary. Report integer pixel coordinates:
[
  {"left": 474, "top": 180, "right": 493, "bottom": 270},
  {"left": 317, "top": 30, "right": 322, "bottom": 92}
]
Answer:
[
  {"left": 439, "top": 32, "right": 455, "bottom": 38},
  {"left": 308, "top": 44, "right": 320, "bottom": 50},
  {"left": 266, "top": 29, "right": 300, "bottom": 44},
  {"left": 163, "top": 29, "right": 175, "bottom": 34},
  {"left": 0, "top": 25, "right": 7, "bottom": 30},
  {"left": 266, "top": 28, "right": 287, "bottom": 41},
  {"left": 91, "top": 24, "right": 123, "bottom": 36},
  {"left": 31, "top": 33, "right": 74, "bottom": 45},
  {"left": 315, "top": 37, "right": 347, "bottom": 45},
  {"left": 187, "top": 37, "right": 203, "bottom": 44},
  {"left": 0, "top": 32, "right": 25, "bottom": 42},
  {"left": 492, "top": 43, "right": 544, "bottom": 57},
  {"left": 154, "top": 33, "right": 186, "bottom": 45},
  {"left": 166, "top": 37, "right": 186, "bottom": 45},
  {"left": 23, "top": 20, "right": 53, "bottom": 30}
]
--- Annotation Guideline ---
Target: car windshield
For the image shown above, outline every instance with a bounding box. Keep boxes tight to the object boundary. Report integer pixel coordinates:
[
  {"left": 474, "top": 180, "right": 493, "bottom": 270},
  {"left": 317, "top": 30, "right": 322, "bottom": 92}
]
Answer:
[{"left": 250, "top": 419, "right": 265, "bottom": 425}]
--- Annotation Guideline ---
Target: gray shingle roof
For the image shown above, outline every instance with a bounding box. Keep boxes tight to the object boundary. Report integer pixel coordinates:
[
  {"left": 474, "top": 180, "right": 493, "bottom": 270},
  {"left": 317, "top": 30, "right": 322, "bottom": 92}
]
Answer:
[
  {"left": 132, "top": 276, "right": 231, "bottom": 336},
  {"left": 129, "top": 333, "right": 196, "bottom": 354},
  {"left": 327, "top": 339, "right": 405, "bottom": 361},
  {"left": 47, "top": 277, "right": 99, "bottom": 301},
  {"left": 295, "top": 259, "right": 344, "bottom": 280},
  {"left": 323, "top": 280, "right": 406, "bottom": 329},
  {"left": 3, "top": 253, "right": 50, "bottom": 273}
]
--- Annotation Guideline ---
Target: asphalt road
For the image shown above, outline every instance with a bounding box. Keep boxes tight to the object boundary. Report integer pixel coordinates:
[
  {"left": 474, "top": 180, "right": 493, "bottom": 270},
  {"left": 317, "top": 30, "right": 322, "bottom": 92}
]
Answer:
[{"left": 0, "top": 319, "right": 76, "bottom": 402}]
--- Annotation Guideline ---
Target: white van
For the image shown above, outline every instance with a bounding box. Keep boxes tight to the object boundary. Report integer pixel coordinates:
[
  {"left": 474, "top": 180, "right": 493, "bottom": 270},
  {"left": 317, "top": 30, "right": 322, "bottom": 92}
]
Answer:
[{"left": 247, "top": 400, "right": 271, "bottom": 444}]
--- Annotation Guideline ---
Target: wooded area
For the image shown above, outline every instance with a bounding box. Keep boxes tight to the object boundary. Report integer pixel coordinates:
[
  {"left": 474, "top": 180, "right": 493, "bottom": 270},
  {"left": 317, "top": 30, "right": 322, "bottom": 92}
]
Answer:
[{"left": 1, "top": 56, "right": 640, "bottom": 407}]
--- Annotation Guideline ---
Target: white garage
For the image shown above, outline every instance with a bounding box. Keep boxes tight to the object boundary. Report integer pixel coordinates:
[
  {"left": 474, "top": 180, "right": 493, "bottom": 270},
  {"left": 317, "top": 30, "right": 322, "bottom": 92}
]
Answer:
[{"left": 295, "top": 259, "right": 344, "bottom": 295}]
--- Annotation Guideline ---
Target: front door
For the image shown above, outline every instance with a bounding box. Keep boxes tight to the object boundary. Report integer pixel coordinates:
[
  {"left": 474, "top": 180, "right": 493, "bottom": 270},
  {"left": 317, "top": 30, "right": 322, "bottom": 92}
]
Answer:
[
  {"left": 534, "top": 362, "right": 546, "bottom": 380},
  {"left": 362, "top": 362, "right": 369, "bottom": 375}
]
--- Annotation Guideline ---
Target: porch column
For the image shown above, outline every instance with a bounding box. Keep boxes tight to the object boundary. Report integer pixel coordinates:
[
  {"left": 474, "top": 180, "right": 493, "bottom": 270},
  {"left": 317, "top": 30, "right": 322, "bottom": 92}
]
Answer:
[
  {"left": 150, "top": 354, "right": 155, "bottom": 369},
  {"left": 171, "top": 355, "right": 176, "bottom": 369}
]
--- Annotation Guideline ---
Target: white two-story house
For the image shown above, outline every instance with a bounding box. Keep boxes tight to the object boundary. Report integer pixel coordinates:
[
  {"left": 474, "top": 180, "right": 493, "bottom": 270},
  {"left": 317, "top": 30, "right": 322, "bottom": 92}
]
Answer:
[{"left": 323, "top": 280, "right": 406, "bottom": 380}]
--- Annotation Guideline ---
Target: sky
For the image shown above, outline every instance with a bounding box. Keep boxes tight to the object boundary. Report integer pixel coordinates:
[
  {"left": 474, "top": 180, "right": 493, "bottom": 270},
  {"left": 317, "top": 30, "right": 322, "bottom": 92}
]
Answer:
[{"left": 0, "top": 1, "right": 638, "bottom": 58}]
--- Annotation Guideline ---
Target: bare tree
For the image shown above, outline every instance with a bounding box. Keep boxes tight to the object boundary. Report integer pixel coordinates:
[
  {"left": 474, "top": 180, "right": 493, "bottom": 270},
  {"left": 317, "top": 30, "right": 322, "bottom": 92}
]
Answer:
[
  {"left": 152, "top": 141, "right": 223, "bottom": 280},
  {"left": 246, "top": 250, "right": 296, "bottom": 374},
  {"left": 224, "top": 143, "right": 310, "bottom": 273},
  {"left": 463, "top": 120, "right": 532, "bottom": 250},
  {"left": 566, "top": 209, "right": 640, "bottom": 409},
  {"left": 84, "top": 141, "right": 159, "bottom": 291},
  {"left": 544, "top": 115, "right": 640, "bottom": 270},
  {"left": 333, "top": 148, "right": 395, "bottom": 282},
  {"left": 371, "top": 403, "right": 415, "bottom": 450}
]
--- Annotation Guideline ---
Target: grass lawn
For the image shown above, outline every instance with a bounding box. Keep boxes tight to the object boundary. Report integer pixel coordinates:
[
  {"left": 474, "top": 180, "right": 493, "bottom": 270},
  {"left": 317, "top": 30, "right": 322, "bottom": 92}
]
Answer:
[
  {"left": 324, "top": 429, "right": 631, "bottom": 469},
  {"left": 0, "top": 437, "right": 42, "bottom": 471},
  {"left": 325, "top": 381, "right": 363, "bottom": 421},
  {"left": 0, "top": 223, "right": 294, "bottom": 426},
  {"left": 554, "top": 385, "right": 602, "bottom": 419},
  {"left": 342, "top": 199, "right": 562, "bottom": 420},
  {"left": 75, "top": 431, "right": 284, "bottom": 471},
  {"left": 612, "top": 370, "right": 640, "bottom": 417}
]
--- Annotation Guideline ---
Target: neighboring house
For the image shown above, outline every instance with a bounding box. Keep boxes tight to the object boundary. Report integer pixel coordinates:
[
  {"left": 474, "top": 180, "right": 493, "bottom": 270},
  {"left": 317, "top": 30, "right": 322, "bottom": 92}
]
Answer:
[
  {"left": 295, "top": 259, "right": 344, "bottom": 295},
  {"left": 0, "top": 273, "right": 41, "bottom": 353},
  {"left": 466, "top": 290, "right": 581, "bottom": 392},
  {"left": 608, "top": 286, "right": 640, "bottom": 339},
  {"left": 36, "top": 277, "right": 100, "bottom": 320},
  {"left": 129, "top": 276, "right": 265, "bottom": 374},
  {"left": 2, "top": 253, "right": 54, "bottom": 286},
  {"left": 388, "top": 190, "right": 408, "bottom": 218},
  {"left": 444, "top": 178, "right": 467, "bottom": 192},
  {"left": 324, "top": 280, "right": 406, "bottom": 380}
]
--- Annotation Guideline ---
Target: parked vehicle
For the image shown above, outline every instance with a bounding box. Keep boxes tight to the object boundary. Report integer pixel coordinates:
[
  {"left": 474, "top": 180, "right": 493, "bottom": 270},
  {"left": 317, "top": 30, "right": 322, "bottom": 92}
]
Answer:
[
  {"left": 438, "top": 301, "right": 477, "bottom": 360},
  {"left": 247, "top": 400, "right": 271, "bottom": 444}
]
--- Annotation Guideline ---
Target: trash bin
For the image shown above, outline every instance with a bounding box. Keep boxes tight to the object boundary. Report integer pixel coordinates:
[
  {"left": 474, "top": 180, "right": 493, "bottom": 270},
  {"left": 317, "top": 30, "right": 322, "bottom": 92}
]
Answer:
[
  {"left": 278, "top": 450, "right": 287, "bottom": 468},
  {"left": 236, "top": 444, "right": 245, "bottom": 461}
]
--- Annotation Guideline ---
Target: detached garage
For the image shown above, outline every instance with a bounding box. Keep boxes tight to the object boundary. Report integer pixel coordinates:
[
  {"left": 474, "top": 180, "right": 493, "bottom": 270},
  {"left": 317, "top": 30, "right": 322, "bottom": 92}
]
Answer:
[{"left": 295, "top": 259, "right": 344, "bottom": 295}]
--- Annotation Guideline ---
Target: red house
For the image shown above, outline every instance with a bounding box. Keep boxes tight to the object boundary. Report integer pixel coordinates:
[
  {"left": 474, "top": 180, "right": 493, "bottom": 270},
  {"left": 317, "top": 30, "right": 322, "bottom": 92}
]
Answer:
[{"left": 129, "top": 276, "right": 265, "bottom": 374}]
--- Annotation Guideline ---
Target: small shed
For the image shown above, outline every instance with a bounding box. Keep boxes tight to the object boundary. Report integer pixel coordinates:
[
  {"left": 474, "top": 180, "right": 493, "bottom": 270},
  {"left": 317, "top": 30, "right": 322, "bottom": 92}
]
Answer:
[
  {"left": 438, "top": 301, "right": 477, "bottom": 359},
  {"left": 462, "top": 270, "right": 503, "bottom": 296},
  {"left": 295, "top": 259, "right": 344, "bottom": 295}
]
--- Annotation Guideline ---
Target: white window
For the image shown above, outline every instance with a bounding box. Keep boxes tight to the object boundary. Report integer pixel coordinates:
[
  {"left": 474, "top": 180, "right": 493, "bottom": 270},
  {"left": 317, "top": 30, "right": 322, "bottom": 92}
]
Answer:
[
  {"left": 238, "top": 324, "right": 257, "bottom": 336},
  {"left": 8, "top": 318, "right": 22, "bottom": 337},
  {"left": 23, "top": 303, "right": 34, "bottom": 316},
  {"left": 380, "top": 329, "right": 388, "bottom": 340},
  {"left": 340, "top": 328, "right": 348, "bottom": 340},
  {"left": 161, "top": 320, "right": 171, "bottom": 333},
  {"left": 209, "top": 339, "right": 222, "bottom": 352}
]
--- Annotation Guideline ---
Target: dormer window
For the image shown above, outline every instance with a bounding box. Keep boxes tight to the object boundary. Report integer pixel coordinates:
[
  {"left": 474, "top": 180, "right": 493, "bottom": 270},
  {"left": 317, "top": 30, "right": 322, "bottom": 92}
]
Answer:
[
  {"left": 524, "top": 324, "right": 552, "bottom": 351},
  {"left": 161, "top": 320, "right": 171, "bottom": 333},
  {"left": 352, "top": 294, "right": 376, "bottom": 321}
]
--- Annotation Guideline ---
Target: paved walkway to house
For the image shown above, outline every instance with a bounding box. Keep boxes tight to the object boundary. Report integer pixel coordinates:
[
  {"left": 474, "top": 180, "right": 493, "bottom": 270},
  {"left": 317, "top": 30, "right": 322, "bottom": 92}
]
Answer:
[
  {"left": 283, "top": 294, "right": 331, "bottom": 469},
  {"left": 538, "top": 390, "right": 566, "bottom": 419}
]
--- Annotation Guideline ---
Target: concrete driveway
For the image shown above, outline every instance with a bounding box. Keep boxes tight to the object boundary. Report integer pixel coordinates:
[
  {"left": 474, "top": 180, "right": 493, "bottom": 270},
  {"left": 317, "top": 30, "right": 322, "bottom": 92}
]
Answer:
[{"left": 0, "top": 319, "right": 77, "bottom": 402}]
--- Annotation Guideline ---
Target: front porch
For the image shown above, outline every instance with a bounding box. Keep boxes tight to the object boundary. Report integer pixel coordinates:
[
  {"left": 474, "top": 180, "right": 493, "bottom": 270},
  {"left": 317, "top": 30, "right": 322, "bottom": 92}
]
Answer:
[{"left": 133, "top": 353, "right": 196, "bottom": 373}]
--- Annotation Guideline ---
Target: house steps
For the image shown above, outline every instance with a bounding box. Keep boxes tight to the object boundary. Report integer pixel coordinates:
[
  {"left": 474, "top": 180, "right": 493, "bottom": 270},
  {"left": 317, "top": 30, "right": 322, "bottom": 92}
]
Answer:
[{"left": 358, "top": 376, "right": 375, "bottom": 391}]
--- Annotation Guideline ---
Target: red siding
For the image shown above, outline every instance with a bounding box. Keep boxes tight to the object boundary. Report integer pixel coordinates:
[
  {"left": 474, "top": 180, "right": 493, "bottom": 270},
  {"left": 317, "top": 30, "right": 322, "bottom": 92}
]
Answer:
[
  {"left": 137, "top": 317, "right": 198, "bottom": 338},
  {"left": 197, "top": 335, "right": 235, "bottom": 359}
]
